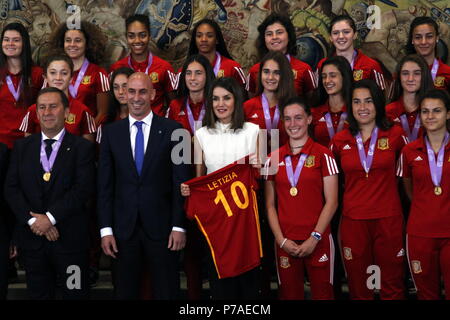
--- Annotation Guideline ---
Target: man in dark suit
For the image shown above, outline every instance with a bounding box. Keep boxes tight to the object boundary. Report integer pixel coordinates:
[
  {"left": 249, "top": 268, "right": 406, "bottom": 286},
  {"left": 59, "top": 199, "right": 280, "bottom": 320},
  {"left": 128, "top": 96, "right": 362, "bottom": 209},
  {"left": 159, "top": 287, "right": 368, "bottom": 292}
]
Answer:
[
  {"left": 4, "top": 87, "right": 95, "bottom": 299},
  {"left": 98, "top": 72, "right": 190, "bottom": 300}
]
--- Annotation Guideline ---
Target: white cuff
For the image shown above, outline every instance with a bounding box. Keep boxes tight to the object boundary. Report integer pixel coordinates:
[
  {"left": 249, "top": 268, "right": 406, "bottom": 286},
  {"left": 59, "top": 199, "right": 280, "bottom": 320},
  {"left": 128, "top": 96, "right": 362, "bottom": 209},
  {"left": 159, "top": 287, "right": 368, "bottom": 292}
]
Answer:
[
  {"left": 27, "top": 217, "right": 36, "bottom": 226},
  {"left": 46, "top": 212, "right": 56, "bottom": 225},
  {"left": 172, "top": 227, "right": 186, "bottom": 233},
  {"left": 100, "top": 227, "right": 113, "bottom": 238}
]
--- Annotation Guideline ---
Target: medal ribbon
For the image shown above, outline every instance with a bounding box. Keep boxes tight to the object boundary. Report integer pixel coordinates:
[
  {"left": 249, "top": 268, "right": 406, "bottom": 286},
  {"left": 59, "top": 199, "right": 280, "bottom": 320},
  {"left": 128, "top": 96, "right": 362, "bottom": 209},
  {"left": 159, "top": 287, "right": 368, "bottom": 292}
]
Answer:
[
  {"left": 40, "top": 130, "right": 66, "bottom": 173},
  {"left": 324, "top": 111, "right": 347, "bottom": 139},
  {"left": 350, "top": 50, "right": 358, "bottom": 70},
  {"left": 213, "top": 52, "right": 222, "bottom": 76},
  {"left": 285, "top": 54, "right": 291, "bottom": 63},
  {"left": 400, "top": 113, "right": 421, "bottom": 142},
  {"left": 285, "top": 153, "right": 308, "bottom": 189},
  {"left": 355, "top": 127, "right": 379, "bottom": 175},
  {"left": 185, "top": 99, "right": 205, "bottom": 134},
  {"left": 425, "top": 132, "right": 449, "bottom": 188},
  {"left": 430, "top": 59, "right": 439, "bottom": 81},
  {"left": 261, "top": 93, "right": 280, "bottom": 134},
  {"left": 6, "top": 75, "right": 22, "bottom": 101},
  {"left": 128, "top": 52, "right": 153, "bottom": 74},
  {"left": 69, "top": 58, "right": 89, "bottom": 98}
]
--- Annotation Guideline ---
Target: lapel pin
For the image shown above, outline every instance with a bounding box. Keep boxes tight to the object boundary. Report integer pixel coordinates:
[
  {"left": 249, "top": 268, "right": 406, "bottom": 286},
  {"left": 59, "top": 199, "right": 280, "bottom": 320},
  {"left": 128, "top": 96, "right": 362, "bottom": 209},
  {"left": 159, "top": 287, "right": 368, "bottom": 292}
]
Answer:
[
  {"left": 67, "top": 147, "right": 71, "bottom": 151},
  {"left": 158, "top": 130, "right": 162, "bottom": 134}
]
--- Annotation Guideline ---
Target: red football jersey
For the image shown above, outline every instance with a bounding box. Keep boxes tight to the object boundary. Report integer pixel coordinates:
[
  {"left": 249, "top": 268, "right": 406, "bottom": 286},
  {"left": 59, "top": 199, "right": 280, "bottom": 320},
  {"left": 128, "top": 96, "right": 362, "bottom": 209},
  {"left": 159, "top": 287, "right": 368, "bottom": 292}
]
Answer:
[
  {"left": 185, "top": 162, "right": 263, "bottom": 279},
  {"left": 70, "top": 62, "right": 109, "bottom": 116},
  {"left": 317, "top": 50, "right": 386, "bottom": 90},
  {"left": 398, "top": 136, "right": 450, "bottom": 238},
  {"left": 431, "top": 59, "right": 450, "bottom": 91},
  {"left": 244, "top": 95, "right": 288, "bottom": 151},
  {"left": 265, "top": 138, "right": 339, "bottom": 240},
  {"left": 0, "top": 66, "right": 44, "bottom": 148},
  {"left": 20, "top": 98, "right": 96, "bottom": 136},
  {"left": 330, "top": 126, "right": 407, "bottom": 219},
  {"left": 386, "top": 99, "right": 424, "bottom": 141},
  {"left": 168, "top": 97, "right": 204, "bottom": 135},
  {"left": 311, "top": 102, "right": 348, "bottom": 147},
  {"left": 110, "top": 54, "right": 175, "bottom": 117},
  {"left": 248, "top": 56, "right": 316, "bottom": 96}
]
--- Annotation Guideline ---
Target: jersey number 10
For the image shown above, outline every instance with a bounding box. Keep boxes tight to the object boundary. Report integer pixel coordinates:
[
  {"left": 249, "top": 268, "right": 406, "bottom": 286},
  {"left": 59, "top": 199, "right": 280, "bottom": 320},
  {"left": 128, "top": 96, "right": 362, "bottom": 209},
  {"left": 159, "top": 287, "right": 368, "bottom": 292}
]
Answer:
[{"left": 214, "top": 181, "right": 249, "bottom": 217}]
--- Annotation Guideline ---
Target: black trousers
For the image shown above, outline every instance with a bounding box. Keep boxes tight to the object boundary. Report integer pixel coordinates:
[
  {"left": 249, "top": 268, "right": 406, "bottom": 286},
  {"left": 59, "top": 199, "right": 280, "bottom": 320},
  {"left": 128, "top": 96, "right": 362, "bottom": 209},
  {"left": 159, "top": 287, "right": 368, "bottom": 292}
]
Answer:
[
  {"left": 21, "top": 243, "right": 89, "bottom": 300},
  {"left": 113, "top": 225, "right": 180, "bottom": 300},
  {"left": 0, "top": 234, "right": 8, "bottom": 300}
]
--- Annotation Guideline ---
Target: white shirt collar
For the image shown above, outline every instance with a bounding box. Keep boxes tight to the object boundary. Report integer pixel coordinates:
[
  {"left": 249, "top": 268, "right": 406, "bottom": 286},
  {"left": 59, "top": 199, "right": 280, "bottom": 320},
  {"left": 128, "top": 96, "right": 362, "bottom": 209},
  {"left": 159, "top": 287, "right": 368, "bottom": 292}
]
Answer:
[
  {"left": 129, "top": 111, "right": 153, "bottom": 129},
  {"left": 41, "top": 128, "right": 65, "bottom": 142}
]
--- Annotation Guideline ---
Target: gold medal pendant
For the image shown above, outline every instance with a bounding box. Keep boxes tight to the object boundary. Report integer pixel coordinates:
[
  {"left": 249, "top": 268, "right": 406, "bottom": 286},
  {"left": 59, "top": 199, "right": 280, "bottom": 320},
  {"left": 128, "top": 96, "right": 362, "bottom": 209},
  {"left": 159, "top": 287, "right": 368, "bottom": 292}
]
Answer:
[
  {"left": 434, "top": 186, "right": 442, "bottom": 196},
  {"left": 43, "top": 172, "right": 51, "bottom": 182},
  {"left": 290, "top": 187, "right": 298, "bottom": 197}
]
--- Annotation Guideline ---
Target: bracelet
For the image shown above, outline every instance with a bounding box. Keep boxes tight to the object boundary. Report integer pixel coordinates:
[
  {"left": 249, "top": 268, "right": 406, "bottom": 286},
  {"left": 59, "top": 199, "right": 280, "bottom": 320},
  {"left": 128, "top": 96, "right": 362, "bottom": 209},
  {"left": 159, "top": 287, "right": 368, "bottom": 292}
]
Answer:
[{"left": 280, "top": 238, "right": 288, "bottom": 248}]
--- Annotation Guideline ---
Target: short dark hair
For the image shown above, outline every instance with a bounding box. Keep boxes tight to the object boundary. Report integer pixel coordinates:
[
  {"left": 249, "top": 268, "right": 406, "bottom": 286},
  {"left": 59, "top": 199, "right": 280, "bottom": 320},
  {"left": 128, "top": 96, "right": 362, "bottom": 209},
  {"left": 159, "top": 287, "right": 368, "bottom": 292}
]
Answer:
[
  {"left": 317, "top": 56, "right": 353, "bottom": 106},
  {"left": 177, "top": 54, "right": 215, "bottom": 99},
  {"left": 280, "top": 96, "right": 311, "bottom": 116},
  {"left": 256, "top": 51, "right": 295, "bottom": 107},
  {"left": 419, "top": 89, "right": 450, "bottom": 112},
  {"left": 43, "top": 53, "right": 74, "bottom": 75},
  {"left": 126, "top": 14, "right": 150, "bottom": 32},
  {"left": 188, "top": 19, "right": 233, "bottom": 60},
  {"left": 256, "top": 13, "right": 297, "bottom": 58},
  {"left": 405, "top": 16, "right": 439, "bottom": 55},
  {"left": 391, "top": 54, "right": 434, "bottom": 102},
  {"left": 37, "top": 87, "right": 69, "bottom": 109},
  {"left": 328, "top": 15, "right": 357, "bottom": 57},
  {"left": 203, "top": 77, "right": 245, "bottom": 130},
  {"left": 347, "top": 79, "right": 392, "bottom": 135}
]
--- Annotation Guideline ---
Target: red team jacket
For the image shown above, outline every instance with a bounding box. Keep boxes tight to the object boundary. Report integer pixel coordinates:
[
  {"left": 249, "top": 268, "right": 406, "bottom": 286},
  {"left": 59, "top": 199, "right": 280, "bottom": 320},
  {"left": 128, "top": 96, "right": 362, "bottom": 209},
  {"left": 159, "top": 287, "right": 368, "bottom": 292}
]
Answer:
[{"left": 184, "top": 162, "right": 263, "bottom": 279}]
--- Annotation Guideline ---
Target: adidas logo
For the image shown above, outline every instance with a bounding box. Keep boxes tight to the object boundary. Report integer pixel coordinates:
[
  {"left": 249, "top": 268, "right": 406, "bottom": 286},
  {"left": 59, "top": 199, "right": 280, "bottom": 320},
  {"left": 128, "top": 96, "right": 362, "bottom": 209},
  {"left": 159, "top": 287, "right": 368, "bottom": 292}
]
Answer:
[
  {"left": 251, "top": 113, "right": 258, "bottom": 119},
  {"left": 343, "top": 144, "right": 351, "bottom": 150},
  {"left": 278, "top": 161, "right": 285, "bottom": 166},
  {"left": 319, "top": 254, "right": 328, "bottom": 262},
  {"left": 414, "top": 156, "right": 423, "bottom": 161},
  {"left": 319, "top": 117, "right": 325, "bottom": 122},
  {"left": 178, "top": 111, "right": 186, "bottom": 116},
  {"left": 397, "top": 248, "right": 405, "bottom": 257}
]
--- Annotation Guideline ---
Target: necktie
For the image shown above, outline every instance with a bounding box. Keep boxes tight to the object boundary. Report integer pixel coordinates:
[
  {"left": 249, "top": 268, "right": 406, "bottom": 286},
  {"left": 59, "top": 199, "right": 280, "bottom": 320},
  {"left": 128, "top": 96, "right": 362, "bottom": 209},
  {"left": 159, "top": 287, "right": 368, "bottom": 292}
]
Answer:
[
  {"left": 134, "top": 121, "right": 144, "bottom": 175},
  {"left": 44, "top": 139, "right": 55, "bottom": 159}
]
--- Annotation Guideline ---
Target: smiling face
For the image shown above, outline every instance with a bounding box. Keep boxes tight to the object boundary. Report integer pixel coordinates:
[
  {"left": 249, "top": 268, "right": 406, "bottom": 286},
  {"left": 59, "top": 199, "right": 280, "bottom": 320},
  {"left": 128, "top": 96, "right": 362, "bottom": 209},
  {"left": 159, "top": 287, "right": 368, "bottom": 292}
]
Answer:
[
  {"left": 2, "top": 30, "right": 23, "bottom": 58},
  {"left": 44, "top": 60, "right": 72, "bottom": 92},
  {"left": 412, "top": 23, "right": 438, "bottom": 60},
  {"left": 127, "top": 74, "right": 155, "bottom": 120},
  {"left": 185, "top": 61, "right": 206, "bottom": 94},
  {"left": 352, "top": 88, "right": 376, "bottom": 126},
  {"left": 195, "top": 23, "right": 217, "bottom": 55},
  {"left": 36, "top": 92, "right": 69, "bottom": 136},
  {"left": 212, "top": 86, "right": 235, "bottom": 124},
  {"left": 283, "top": 103, "right": 311, "bottom": 141},
  {"left": 330, "top": 20, "right": 357, "bottom": 53},
  {"left": 261, "top": 59, "right": 280, "bottom": 93},
  {"left": 264, "top": 22, "right": 289, "bottom": 53},
  {"left": 420, "top": 98, "right": 450, "bottom": 133},
  {"left": 64, "top": 29, "right": 86, "bottom": 60},
  {"left": 322, "top": 63, "right": 343, "bottom": 96},
  {"left": 126, "top": 21, "right": 150, "bottom": 57},
  {"left": 400, "top": 61, "right": 422, "bottom": 94}
]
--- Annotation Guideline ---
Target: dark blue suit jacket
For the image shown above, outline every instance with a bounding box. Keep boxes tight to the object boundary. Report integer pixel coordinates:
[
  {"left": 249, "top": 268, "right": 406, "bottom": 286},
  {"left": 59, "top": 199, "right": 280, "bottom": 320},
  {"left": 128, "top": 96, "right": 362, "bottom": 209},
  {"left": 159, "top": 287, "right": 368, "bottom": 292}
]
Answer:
[{"left": 97, "top": 114, "right": 190, "bottom": 241}]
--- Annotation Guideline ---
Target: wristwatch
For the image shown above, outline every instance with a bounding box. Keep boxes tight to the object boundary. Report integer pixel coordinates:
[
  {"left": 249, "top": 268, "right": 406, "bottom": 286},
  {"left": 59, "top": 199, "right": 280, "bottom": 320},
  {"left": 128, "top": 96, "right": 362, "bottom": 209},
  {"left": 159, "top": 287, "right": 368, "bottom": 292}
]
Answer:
[{"left": 311, "top": 231, "right": 322, "bottom": 241}]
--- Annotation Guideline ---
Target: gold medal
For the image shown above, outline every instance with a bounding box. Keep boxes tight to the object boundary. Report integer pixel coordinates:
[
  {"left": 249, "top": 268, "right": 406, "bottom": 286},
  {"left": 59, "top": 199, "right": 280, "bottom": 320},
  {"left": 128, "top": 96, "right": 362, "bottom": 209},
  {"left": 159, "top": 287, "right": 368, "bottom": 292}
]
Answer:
[
  {"left": 43, "top": 172, "right": 51, "bottom": 182},
  {"left": 434, "top": 186, "right": 442, "bottom": 196},
  {"left": 290, "top": 187, "right": 298, "bottom": 197}
]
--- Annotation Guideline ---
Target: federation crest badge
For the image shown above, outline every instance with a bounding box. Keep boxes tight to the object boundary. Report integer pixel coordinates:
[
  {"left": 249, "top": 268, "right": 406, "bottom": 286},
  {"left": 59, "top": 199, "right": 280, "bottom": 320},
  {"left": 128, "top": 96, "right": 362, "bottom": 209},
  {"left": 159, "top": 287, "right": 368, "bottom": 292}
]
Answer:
[
  {"left": 353, "top": 69, "right": 363, "bottom": 81},
  {"left": 343, "top": 247, "right": 352, "bottom": 260},
  {"left": 305, "top": 155, "right": 315, "bottom": 168},
  {"left": 411, "top": 260, "right": 422, "bottom": 274},
  {"left": 65, "top": 113, "right": 76, "bottom": 124},
  {"left": 280, "top": 256, "right": 290, "bottom": 269},
  {"left": 434, "top": 76, "right": 445, "bottom": 88},
  {"left": 377, "top": 138, "right": 389, "bottom": 150},
  {"left": 217, "top": 69, "right": 225, "bottom": 78},
  {"left": 81, "top": 76, "right": 91, "bottom": 85},
  {"left": 150, "top": 72, "right": 159, "bottom": 83}
]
